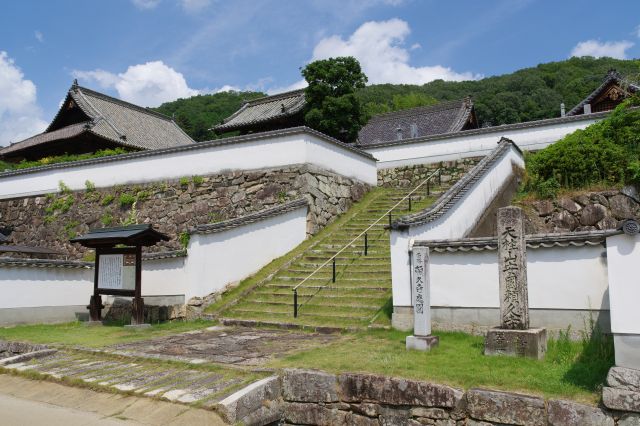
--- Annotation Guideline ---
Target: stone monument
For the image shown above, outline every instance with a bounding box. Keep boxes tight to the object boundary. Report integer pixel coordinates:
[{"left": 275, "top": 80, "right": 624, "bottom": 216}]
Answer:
[
  {"left": 406, "top": 246, "right": 439, "bottom": 351},
  {"left": 484, "top": 207, "right": 547, "bottom": 359}
]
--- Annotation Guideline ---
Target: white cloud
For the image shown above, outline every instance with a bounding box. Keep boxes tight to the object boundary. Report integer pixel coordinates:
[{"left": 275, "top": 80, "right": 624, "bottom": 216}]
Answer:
[
  {"left": 267, "top": 79, "right": 307, "bottom": 95},
  {"left": 311, "top": 19, "right": 480, "bottom": 85},
  {"left": 179, "top": 0, "right": 211, "bottom": 13},
  {"left": 131, "top": 0, "right": 161, "bottom": 10},
  {"left": 214, "top": 84, "right": 241, "bottom": 93},
  {"left": 34, "top": 31, "right": 44, "bottom": 43},
  {"left": 0, "top": 52, "right": 47, "bottom": 146},
  {"left": 570, "top": 39, "right": 634, "bottom": 59},
  {"left": 74, "top": 61, "right": 198, "bottom": 107}
]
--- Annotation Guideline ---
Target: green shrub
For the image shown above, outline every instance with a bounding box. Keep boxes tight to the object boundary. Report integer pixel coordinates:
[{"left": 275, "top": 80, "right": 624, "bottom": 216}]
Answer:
[
  {"left": 179, "top": 177, "right": 189, "bottom": 187},
  {"left": 84, "top": 180, "right": 96, "bottom": 192},
  {"left": 192, "top": 175, "right": 204, "bottom": 186},
  {"left": 118, "top": 193, "right": 136, "bottom": 208},
  {"left": 101, "top": 194, "right": 115, "bottom": 206},
  {"left": 101, "top": 212, "right": 113, "bottom": 226},
  {"left": 136, "top": 190, "right": 150, "bottom": 202},
  {"left": 58, "top": 181, "right": 71, "bottom": 194},
  {"left": 524, "top": 98, "right": 640, "bottom": 197},
  {"left": 179, "top": 231, "right": 190, "bottom": 248}
]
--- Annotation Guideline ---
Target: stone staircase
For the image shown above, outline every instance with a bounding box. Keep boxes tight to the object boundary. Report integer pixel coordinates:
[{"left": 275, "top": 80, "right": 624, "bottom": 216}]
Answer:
[{"left": 219, "top": 182, "right": 448, "bottom": 329}]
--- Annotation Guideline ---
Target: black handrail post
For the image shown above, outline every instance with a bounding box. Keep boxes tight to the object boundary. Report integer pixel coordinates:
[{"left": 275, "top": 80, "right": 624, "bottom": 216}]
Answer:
[
  {"left": 388, "top": 212, "right": 392, "bottom": 227},
  {"left": 293, "top": 289, "right": 298, "bottom": 318},
  {"left": 427, "top": 180, "right": 430, "bottom": 196},
  {"left": 332, "top": 258, "right": 336, "bottom": 283},
  {"left": 438, "top": 168, "right": 442, "bottom": 186},
  {"left": 408, "top": 196, "right": 412, "bottom": 211},
  {"left": 364, "top": 232, "right": 368, "bottom": 256}
]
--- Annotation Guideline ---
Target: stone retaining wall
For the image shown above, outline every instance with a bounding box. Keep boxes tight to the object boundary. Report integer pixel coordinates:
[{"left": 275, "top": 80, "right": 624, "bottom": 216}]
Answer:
[
  {"left": 521, "top": 186, "right": 640, "bottom": 234},
  {"left": 377, "top": 157, "right": 482, "bottom": 187},
  {"left": 0, "top": 164, "right": 368, "bottom": 259},
  {"left": 218, "top": 368, "right": 640, "bottom": 425}
]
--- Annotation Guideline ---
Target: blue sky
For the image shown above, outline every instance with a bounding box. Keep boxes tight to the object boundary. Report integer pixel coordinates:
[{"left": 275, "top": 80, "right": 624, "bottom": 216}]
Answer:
[{"left": 1, "top": 0, "right": 639, "bottom": 146}]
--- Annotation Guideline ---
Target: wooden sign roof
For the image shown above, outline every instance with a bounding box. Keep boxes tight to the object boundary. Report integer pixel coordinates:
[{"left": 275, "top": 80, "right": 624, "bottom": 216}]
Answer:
[{"left": 70, "top": 224, "right": 169, "bottom": 248}]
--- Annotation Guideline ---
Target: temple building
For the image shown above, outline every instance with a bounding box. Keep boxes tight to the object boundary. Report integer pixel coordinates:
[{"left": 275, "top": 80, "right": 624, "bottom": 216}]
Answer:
[
  {"left": 213, "top": 89, "right": 306, "bottom": 135},
  {"left": 566, "top": 69, "right": 639, "bottom": 116},
  {"left": 0, "top": 80, "right": 194, "bottom": 163},
  {"left": 356, "top": 97, "right": 477, "bottom": 146}
]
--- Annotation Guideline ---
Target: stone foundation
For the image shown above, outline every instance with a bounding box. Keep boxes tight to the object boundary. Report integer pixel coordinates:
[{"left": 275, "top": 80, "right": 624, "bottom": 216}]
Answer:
[
  {"left": 0, "top": 164, "right": 369, "bottom": 259},
  {"left": 406, "top": 335, "right": 439, "bottom": 351},
  {"left": 377, "top": 157, "right": 482, "bottom": 187},
  {"left": 218, "top": 368, "right": 636, "bottom": 426},
  {"left": 484, "top": 327, "right": 547, "bottom": 359},
  {"left": 520, "top": 186, "right": 640, "bottom": 234}
]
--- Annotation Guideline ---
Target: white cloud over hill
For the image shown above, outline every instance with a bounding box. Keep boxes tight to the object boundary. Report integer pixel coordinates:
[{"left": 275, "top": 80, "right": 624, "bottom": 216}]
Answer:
[
  {"left": 74, "top": 61, "right": 199, "bottom": 107},
  {"left": 570, "top": 39, "right": 634, "bottom": 59}
]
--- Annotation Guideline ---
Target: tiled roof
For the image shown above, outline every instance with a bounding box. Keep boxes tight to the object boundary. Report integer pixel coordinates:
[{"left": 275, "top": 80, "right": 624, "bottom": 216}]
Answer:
[
  {"left": 214, "top": 89, "right": 306, "bottom": 132},
  {"left": 566, "top": 69, "right": 640, "bottom": 116},
  {"left": 191, "top": 198, "right": 308, "bottom": 234},
  {"left": 357, "top": 98, "right": 476, "bottom": 146},
  {"left": 414, "top": 229, "right": 620, "bottom": 252},
  {"left": 0, "top": 83, "right": 194, "bottom": 157},
  {"left": 0, "top": 123, "right": 89, "bottom": 156},
  {"left": 390, "top": 137, "right": 521, "bottom": 229}
]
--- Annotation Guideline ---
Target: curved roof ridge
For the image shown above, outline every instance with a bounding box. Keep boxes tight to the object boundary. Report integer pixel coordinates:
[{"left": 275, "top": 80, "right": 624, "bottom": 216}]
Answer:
[
  {"left": 75, "top": 85, "right": 177, "bottom": 121},
  {"left": 245, "top": 88, "right": 306, "bottom": 106}
]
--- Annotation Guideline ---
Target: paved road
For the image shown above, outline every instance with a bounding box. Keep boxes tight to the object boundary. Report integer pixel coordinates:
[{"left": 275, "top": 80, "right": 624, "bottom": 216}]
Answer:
[
  {"left": 0, "top": 392, "right": 136, "bottom": 426},
  {"left": 0, "top": 374, "right": 225, "bottom": 425}
]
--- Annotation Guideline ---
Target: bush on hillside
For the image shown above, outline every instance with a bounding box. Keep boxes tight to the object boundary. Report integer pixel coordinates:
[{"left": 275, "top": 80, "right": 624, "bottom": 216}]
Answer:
[{"left": 524, "top": 95, "right": 640, "bottom": 198}]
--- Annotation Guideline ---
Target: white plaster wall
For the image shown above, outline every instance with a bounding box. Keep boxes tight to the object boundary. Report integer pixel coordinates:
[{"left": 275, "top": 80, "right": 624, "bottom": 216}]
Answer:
[
  {"left": 368, "top": 116, "right": 599, "bottom": 169},
  {"left": 141, "top": 257, "right": 188, "bottom": 297},
  {"left": 0, "top": 132, "right": 377, "bottom": 199},
  {"left": 430, "top": 245, "right": 609, "bottom": 311},
  {"left": 0, "top": 206, "right": 307, "bottom": 319},
  {"left": 606, "top": 233, "right": 640, "bottom": 334},
  {"left": 391, "top": 145, "right": 524, "bottom": 306},
  {"left": 0, "top": 267, "right": 93, "bottom": 309},
  {"left": 184, "top": 206, "right": 307, "bottom": 300}
]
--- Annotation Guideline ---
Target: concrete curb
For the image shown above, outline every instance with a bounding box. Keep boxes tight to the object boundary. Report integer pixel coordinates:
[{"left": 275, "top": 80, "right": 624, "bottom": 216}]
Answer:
[{"left": 0, "top": 349, "right": 58, "bottom": 366}]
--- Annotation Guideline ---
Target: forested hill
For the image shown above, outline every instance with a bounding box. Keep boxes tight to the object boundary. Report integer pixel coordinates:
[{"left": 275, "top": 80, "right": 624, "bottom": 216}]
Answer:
[{"left": 155, "top": 57, "right": 640, "bottom": 141}]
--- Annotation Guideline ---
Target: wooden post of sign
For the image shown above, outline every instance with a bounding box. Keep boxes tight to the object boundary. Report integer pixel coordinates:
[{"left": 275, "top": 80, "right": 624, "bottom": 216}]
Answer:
[
  {"left": 131, "top": 245, "right": 145, "bottom": 325},
  {"left": 88, "top": 248, "right": 104, "bottom": 323}
]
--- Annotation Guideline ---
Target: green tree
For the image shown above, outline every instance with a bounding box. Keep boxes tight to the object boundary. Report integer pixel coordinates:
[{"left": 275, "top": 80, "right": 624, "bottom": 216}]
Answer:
[{"left": 302, "top": 57, "right": 368, "bottom": 143}]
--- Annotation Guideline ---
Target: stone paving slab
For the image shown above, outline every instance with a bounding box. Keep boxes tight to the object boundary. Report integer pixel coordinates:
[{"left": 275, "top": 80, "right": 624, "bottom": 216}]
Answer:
[
  {"left": 0, "top": 349, "right": 259, "bottom": 413},
  {"left": 104, "top": 325, "right": 341, "bottom": 366}
]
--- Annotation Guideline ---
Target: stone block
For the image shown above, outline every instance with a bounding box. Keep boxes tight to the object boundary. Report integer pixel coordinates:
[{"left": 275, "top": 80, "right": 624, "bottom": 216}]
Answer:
[
  {"left": 607, "top": 367, "right": 640, "bottom": 392},
  {"left": 406, "top": 335, "right": 439, "bottom": 351},
  {"left": 547, "top": 399, "right": 614, "bottom": 426},
  {"left": 484, "top": 327, "right": 547, "bottom": 359},
  {"left": 216, "top": 376, "right": 281, "bottom": 424},
  {"left": 392, "top": 306, "right": 414, "bottom": 332},
  {"left": 619, "top": 413, "right": 640, "bottom": 426},
  {"left": 410, "top": 407, "right": 449, "bottom": 419},
  {"left": 602, "top": 387, "right": 640, "bottom": 413},
  {"left": 283, "top": 401, "right": 347, "bottom": 425},
  {"left": 466, "top": 388, "right": 545, "bottom": 426},
  {"left": 282, "top": 369, "right": 339, "bottom": 403},
  {"left": 338, "top": 373, "right": 463, "bottom": 408}
]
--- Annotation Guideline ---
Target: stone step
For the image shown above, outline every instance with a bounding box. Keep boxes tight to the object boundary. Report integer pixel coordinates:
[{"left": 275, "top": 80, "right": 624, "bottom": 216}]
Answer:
[
  {"left": 225, "top": 308, "right": 373, "bottom": 321},
  {"left": 263, "top": 283, "right": 390, "bottom": 291}
]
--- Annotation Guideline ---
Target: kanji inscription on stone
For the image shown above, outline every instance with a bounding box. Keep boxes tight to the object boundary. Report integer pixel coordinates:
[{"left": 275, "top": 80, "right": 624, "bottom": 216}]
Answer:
[
  {"left": 497, "top": 206, "right": 529, "bottom": 330},
  {"left": 412, "top": 246, "right": 430, "bottom": 336}
]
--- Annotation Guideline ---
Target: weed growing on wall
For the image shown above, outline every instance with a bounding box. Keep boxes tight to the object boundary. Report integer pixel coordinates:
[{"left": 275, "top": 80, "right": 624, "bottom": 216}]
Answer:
[
  {"left": 118, "top": 193, "right": 136, "bottom": 208},
  {"left": 179, "top": 231, "right": 190, "bottom": 248},
  {"left": 100, "top": 194, "right": 115, "bottom": 206},
  {"left": 192, "top": 175, "right": 204, "bottom": 186}
]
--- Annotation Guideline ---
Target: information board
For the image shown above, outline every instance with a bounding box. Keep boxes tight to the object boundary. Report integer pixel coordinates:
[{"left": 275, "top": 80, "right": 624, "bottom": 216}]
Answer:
[{"left": 98, "top": 254, "right": 136, "bottom": 291}]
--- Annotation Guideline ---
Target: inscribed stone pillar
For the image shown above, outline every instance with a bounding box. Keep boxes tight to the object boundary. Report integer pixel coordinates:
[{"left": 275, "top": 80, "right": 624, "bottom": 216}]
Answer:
[
  {"left": 406, "top": 246, "right": 439, "bottom": 351},
  {"left": 485, "top": 206, "right": 546, "bottom": 359},
  {"left": 497, "top": 206, "right": 529, "bottom": 330}
]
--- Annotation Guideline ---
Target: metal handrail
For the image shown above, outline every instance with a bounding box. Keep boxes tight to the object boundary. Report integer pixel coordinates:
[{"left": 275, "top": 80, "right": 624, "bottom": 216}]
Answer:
[{"left": 292, "top": 168, "right": 442, "bottom": 317}]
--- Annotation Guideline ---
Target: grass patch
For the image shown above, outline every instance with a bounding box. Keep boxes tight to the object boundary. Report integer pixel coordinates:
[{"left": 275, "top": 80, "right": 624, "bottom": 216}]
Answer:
[
  {"left": 0, "top": 319, "right": 216, "bottom": 348},
  {"left": 268, "top": 327, "right": 613, "bottom": 403}
]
